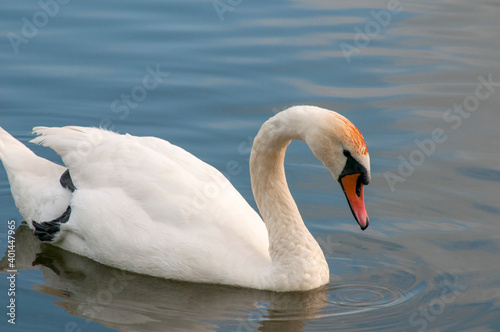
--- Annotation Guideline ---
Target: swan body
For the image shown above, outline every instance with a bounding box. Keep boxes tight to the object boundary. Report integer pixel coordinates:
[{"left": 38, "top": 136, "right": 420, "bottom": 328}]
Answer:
[{"left": 0, "top": 106, "right": 370, "bottom": 291}]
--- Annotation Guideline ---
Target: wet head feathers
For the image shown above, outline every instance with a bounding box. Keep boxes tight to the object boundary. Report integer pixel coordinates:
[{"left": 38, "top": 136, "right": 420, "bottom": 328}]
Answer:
[{"left": 330, "top": 113, "right": 368, "bottom": 156}]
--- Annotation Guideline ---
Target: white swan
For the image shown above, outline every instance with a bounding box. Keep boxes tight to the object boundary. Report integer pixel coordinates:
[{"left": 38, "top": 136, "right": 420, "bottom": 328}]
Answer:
[{"left": 0, "top": 105, "right": 370, "bottom": 291}]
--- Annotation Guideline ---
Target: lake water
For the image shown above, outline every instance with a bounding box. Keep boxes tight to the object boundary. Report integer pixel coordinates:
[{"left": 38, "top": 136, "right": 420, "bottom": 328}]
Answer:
[{"left": 1, "top": 0, "right": 500, "bottom": 331}]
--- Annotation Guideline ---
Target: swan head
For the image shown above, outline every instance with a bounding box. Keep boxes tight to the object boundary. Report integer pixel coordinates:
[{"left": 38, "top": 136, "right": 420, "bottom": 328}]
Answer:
[{"left": 292, "top": 106, "right": 371, "bottom": 230}]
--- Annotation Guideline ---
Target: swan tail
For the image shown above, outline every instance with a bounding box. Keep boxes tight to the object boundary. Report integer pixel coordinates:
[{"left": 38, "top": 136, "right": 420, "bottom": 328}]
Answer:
[
  {"left": 0, "top": 126, "right": 71, "bottom": 226},
  {"left": 0, "top": 126, "right": 35, "bottom": 161},
  {"left": 0, "top": 126, "right": 46, "bottom": 181}
]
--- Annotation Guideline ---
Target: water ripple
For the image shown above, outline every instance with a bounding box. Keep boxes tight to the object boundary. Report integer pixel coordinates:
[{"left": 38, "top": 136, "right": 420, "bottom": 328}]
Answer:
[
  {"left": 330, "top": 282, "right": 406, "bottom": 309},
  {"left": 457, "top": 166, "right": 500, "bottom": 182}
]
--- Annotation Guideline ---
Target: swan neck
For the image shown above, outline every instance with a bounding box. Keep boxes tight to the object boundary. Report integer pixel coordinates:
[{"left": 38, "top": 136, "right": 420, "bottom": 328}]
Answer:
[
  {"left": 249, "top": 111, "right": 328, "bottom": 286},
  {"left": 249, "top": 116, "right": 302, "bottom": 231}
]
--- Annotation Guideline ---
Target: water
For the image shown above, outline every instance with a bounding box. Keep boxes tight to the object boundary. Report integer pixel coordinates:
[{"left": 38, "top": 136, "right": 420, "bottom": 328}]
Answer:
[{"left": 1, "top": 0, "right": 500, "bottom": 331}]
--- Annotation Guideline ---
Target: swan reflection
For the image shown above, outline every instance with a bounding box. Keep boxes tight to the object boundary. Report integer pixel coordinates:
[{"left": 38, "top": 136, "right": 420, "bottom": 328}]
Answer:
[{"left": 1, "top": 224, "right": 328, "bottom": 332}]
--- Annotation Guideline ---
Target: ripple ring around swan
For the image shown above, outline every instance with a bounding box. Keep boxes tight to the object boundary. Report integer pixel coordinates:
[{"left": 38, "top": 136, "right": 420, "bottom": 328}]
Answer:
[{"left": 330, "top": 283, "right": 406, "bottom": 309}]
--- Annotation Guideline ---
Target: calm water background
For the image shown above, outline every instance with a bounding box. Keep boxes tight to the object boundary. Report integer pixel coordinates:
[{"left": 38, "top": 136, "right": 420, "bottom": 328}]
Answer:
[{"left": 1, "top": 0, "right": 500, "bottom": 331}]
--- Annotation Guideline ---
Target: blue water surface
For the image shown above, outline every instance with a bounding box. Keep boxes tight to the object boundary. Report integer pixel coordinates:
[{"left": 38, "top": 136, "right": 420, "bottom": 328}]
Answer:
[{"left": 1, "top": 0, "right": 500, "bottom": 331}]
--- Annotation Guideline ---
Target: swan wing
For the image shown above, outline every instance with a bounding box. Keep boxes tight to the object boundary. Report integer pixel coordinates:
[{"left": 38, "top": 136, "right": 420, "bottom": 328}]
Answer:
[
  {"left": 30, "top": 127, "right": 270, "bottom": 283},
  {"left": 31, "top": 126, "right": 261, "bottom": 226}
]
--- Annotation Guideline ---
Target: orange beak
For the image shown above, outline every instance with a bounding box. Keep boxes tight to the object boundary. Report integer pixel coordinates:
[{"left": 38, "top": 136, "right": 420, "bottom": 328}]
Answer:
[{"left": 340, "top": 173, "right": 369, "bottom": 230}]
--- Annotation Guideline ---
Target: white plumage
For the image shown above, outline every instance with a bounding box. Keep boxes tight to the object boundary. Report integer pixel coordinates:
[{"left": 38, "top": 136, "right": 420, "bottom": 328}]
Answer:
[{"left": 0, "top": 106, "right": 371, "bottom": 291}]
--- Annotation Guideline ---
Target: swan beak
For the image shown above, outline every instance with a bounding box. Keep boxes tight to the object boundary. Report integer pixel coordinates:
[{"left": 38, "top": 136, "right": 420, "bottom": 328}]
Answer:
[{"left": 340, "top": 173, "right": 369, "bottom": 230}]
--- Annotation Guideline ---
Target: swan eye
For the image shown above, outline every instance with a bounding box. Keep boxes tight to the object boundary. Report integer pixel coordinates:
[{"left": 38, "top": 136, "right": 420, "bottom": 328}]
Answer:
[{"left": 339, "top": 149, "right": 369, "bottom": 185}]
